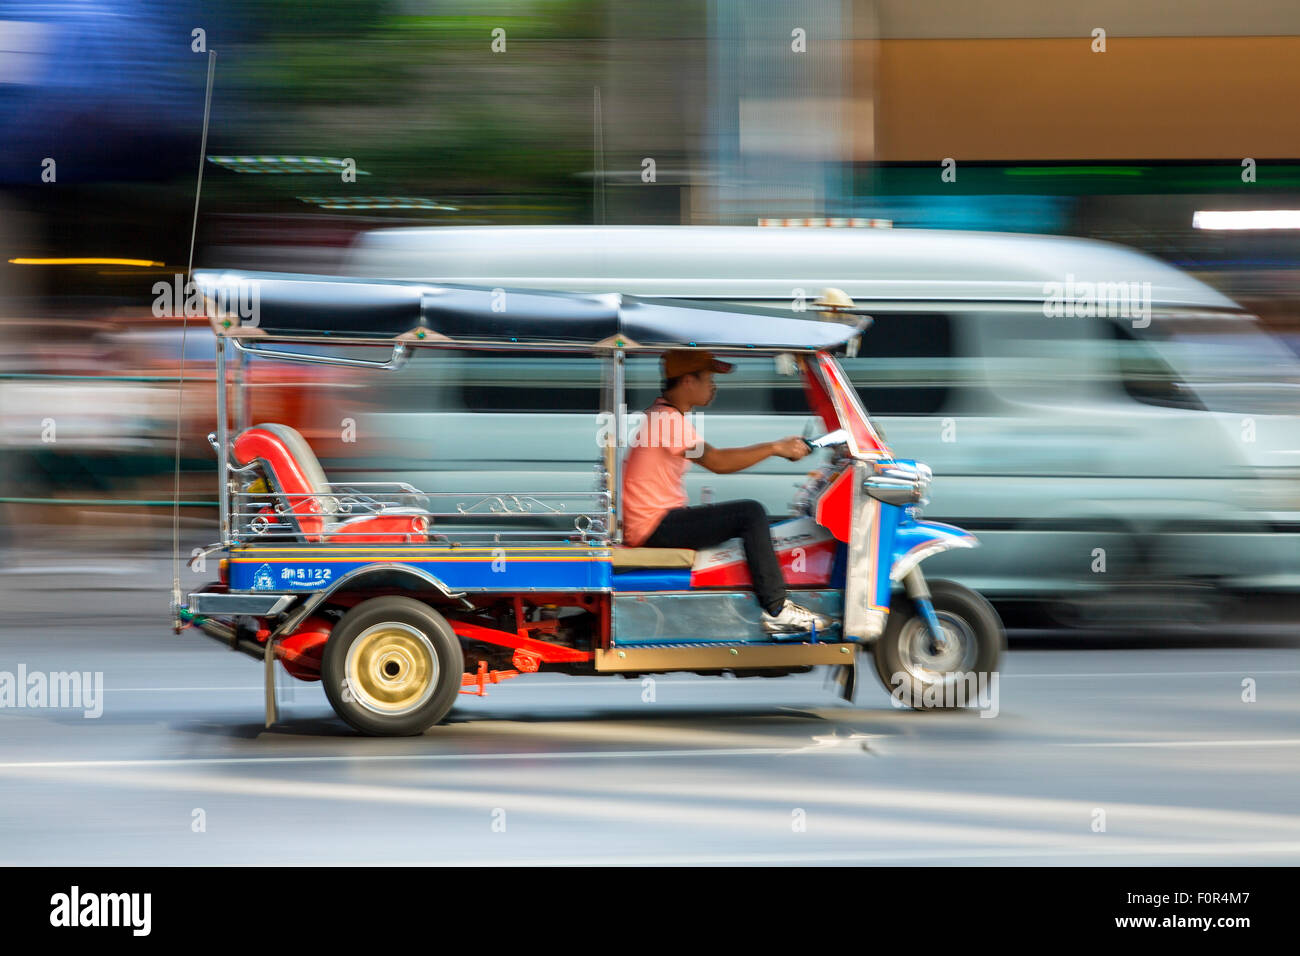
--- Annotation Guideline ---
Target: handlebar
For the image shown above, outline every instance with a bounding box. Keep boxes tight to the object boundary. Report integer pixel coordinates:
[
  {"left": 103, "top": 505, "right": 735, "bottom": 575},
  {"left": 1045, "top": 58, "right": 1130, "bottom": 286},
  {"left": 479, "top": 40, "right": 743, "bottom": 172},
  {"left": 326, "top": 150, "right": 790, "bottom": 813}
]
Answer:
[{"left": 802, "top": 428, "right": 849, "bottom": 451}]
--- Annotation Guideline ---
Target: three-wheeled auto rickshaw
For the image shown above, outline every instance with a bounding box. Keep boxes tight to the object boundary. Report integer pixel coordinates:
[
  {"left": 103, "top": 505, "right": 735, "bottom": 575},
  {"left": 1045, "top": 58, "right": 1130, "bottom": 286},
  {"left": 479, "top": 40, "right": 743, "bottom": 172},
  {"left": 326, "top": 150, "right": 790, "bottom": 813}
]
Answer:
[{"left": 177, "top": 271, "right": 1004, "bottom": 735}]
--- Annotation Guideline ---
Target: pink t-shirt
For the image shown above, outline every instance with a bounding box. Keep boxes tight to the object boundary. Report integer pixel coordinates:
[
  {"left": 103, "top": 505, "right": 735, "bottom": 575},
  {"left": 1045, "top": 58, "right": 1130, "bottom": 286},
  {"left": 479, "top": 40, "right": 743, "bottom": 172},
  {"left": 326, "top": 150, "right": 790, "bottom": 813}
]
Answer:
[{"left": 620, "top": 398, "right": 702, "bottom": 546}]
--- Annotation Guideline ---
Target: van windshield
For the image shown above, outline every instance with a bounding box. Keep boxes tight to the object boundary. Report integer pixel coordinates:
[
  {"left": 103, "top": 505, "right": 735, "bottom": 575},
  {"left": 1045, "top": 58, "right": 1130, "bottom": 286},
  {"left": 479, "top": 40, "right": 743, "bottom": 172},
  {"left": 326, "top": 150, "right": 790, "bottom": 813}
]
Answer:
[{"left": 1114, "top": 312, "right": 1300, "bottom": 415}]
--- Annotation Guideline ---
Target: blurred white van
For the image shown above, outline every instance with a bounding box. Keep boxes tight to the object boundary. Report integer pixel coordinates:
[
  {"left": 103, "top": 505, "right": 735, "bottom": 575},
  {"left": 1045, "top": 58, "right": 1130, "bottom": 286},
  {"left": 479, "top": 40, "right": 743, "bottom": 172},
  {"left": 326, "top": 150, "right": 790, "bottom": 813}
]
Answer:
[{"left": 341, "top": 226, "right": 1300, "bottom": 621}]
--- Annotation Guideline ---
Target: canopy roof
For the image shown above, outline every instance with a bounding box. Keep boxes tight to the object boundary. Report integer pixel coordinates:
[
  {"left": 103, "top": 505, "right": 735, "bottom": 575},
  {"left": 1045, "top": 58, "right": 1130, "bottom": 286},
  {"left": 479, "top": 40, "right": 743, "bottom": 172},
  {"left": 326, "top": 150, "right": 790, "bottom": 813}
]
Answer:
[{"left": 192, "top": 270, "right": 862, "bottom": 352}]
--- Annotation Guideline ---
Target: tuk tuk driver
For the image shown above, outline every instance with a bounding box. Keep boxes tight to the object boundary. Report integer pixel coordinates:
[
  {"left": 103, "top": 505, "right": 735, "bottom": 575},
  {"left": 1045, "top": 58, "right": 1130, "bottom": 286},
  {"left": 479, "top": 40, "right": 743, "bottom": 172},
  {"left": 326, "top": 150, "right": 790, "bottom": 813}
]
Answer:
[{"left": 621, "top": 349, "right": 833, "bottom": 634}]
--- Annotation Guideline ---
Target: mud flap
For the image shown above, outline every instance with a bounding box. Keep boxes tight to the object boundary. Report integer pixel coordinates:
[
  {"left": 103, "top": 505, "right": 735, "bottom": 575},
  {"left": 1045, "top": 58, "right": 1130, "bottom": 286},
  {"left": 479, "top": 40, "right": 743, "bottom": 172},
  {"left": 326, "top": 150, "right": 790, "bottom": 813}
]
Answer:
[
  {"left": 264, "top": 636, "right": 278, "bottom": 728},
  {"left": 830, "top": 650, "right": 859, "bottom": 703}
]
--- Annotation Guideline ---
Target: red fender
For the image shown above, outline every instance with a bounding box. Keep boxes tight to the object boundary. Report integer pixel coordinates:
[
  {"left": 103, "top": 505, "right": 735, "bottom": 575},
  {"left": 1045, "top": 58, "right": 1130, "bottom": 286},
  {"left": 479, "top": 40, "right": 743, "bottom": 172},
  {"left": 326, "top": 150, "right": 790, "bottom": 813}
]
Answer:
[{"left": 277, "top": 615, "right": 332, "bottom": 681}]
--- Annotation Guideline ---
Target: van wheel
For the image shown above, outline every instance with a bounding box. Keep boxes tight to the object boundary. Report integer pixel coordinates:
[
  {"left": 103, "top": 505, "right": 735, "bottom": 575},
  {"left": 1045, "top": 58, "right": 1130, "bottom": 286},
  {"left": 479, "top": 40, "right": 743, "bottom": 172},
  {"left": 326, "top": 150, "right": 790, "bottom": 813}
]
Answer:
[
  {"left": 873, "top": 580, "right": 1004, "bottom": 710},
  {"left": 321, "top": 596, "right": 464, "bottom": 736}
]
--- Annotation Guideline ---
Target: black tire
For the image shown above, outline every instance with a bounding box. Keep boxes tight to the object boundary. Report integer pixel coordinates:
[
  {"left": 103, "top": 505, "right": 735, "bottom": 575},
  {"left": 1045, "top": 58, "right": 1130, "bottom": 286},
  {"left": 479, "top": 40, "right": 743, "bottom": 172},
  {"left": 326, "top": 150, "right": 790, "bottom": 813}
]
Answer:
[
  {"left": 321, "top": 596, "right": 464, "bottom": 736},
  {"left": 873, "top": 579, "right": 1004, "bottom": 711}
]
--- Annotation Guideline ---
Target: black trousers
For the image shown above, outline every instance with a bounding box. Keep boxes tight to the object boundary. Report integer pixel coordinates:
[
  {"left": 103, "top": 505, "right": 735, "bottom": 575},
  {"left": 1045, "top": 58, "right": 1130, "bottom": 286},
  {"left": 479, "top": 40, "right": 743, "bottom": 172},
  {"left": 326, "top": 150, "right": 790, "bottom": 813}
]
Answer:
[{"left": 642, "top": 499, "right": 787, "bottom": 614}]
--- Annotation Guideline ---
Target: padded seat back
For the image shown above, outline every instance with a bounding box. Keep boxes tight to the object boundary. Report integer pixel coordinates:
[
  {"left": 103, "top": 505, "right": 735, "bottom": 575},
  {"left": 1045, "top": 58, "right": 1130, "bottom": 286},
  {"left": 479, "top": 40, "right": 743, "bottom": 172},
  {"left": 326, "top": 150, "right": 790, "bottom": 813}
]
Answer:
[{"left": 233, "top": 423, "right": 339, "bottom": 540}]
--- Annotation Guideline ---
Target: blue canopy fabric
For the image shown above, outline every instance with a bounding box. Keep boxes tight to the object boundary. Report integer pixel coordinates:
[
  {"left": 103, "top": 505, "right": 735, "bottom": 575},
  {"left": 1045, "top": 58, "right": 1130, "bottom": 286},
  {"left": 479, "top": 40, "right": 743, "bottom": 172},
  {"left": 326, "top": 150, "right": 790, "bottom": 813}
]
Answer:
[{"left": 193, "top": 270, "right": 862, "bottom": 352}]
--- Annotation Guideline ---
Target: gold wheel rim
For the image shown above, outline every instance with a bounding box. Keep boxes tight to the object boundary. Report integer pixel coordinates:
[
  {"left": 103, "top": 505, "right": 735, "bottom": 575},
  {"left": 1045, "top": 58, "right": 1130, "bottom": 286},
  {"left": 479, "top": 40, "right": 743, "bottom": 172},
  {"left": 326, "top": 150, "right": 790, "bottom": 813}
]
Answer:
[{"left": 344, "top": 622, "right": 438, "bottom": 716}]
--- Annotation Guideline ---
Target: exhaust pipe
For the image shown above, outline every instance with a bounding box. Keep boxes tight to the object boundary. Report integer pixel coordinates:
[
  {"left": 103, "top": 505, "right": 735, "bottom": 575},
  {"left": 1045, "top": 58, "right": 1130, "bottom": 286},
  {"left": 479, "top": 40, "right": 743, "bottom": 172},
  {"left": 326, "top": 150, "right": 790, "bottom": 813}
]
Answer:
[{"left": 179, "top": 609, "right": 265, "bottom": 662}]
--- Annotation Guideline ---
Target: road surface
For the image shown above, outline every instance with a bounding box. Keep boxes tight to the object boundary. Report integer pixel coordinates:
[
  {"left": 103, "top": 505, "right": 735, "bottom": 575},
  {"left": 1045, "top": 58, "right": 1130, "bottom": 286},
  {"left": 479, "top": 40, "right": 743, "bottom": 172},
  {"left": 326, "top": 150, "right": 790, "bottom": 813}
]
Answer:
[{"left": 1, "top": 550, "right": 1297, "bottom": 865}]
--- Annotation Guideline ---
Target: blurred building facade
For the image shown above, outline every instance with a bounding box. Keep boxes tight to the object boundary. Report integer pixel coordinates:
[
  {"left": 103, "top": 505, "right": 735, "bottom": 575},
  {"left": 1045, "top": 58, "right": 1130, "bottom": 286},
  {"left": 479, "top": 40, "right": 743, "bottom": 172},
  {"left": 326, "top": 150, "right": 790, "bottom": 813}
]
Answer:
[{"left": 597, "top": 0, "right": 1300, "bottom": 329}]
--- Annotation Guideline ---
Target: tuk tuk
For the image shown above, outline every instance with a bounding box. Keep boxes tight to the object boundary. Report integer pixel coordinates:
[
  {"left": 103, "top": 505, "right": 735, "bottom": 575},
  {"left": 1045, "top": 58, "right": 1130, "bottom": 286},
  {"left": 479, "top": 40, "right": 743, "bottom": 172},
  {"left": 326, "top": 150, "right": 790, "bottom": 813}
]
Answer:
[{"left": 177, "top": 270, "right": 1004, "bottom": 736}]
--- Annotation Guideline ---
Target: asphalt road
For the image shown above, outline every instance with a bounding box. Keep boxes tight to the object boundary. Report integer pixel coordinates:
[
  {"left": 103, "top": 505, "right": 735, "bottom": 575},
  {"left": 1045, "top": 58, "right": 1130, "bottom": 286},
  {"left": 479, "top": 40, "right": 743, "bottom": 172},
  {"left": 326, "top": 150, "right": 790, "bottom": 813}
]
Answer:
[{"left": 1, "top": 554, "right": 1298, "bottom": 866}]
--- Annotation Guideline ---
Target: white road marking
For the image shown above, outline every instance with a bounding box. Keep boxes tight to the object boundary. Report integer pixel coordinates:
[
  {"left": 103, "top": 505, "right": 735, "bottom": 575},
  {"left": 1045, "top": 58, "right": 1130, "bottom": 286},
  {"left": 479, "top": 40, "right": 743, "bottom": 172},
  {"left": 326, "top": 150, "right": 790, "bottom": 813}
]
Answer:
[
  {"left": 790, "top": 731, "right": 882, "bottom": 753},
  {"left": 1068, "top": 738, "right": 1300, "bottom": 748},
  {"left": 5, "top": 844, "right": 1298, "bottom": 865},
  {"left": 79, "top": 669, "right": 1300, "bottom": 694},
  {"left": 3, "top": 765, "right": 1259, "bottom": 852},
  {"left": 473, "top": 770, "right": 1300, "bottom": 835},
  {"left": 10, "top": 753, "right": 1300, "bottom": 838},
  {"left": 327, "top": 842, "right": 1300, "bottom": 865},
  {"left": 0, "top": 747, "right": 827, "bottom": 771},
  {"left": 0, "top": 565, "right": 143, "bottom": 576},
  {"left": 100, "top": 687, "right": 273, "bottom": 693},
  {"left": 1006, "top": 670, "right": 1300, "bottom": 678}
]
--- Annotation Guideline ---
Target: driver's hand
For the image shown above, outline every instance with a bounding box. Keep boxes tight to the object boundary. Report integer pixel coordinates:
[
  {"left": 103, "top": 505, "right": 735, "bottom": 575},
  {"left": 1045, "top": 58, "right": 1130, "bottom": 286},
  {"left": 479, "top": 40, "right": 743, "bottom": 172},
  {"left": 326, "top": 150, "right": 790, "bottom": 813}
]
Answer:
[{"left": 772, "top": 436, "right": 811, "bottom": 461}]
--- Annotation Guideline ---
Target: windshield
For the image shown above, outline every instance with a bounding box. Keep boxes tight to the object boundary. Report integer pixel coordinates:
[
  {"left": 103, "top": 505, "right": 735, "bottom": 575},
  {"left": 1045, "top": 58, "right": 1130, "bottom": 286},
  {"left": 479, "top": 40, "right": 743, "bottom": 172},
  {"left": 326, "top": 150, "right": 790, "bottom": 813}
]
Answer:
[{"left": 1115, "top": 311, "right": 1300, "bottom": 415}]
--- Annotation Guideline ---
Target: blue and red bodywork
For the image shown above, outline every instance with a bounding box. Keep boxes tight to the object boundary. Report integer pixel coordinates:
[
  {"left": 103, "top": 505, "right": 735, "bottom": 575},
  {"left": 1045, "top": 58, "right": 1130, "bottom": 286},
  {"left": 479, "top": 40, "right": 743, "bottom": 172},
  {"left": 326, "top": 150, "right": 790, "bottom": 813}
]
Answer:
[{"left": 204, "top": 348, "right": 978, "bottom": 685}]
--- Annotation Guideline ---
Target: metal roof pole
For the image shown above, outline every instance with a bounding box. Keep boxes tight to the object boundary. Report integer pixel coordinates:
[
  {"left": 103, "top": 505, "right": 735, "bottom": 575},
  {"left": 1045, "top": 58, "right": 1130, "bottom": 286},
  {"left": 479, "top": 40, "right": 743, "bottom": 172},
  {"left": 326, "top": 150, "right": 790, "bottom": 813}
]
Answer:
[
  {"left": 232, "top": 340, "right": 247, "bottom": 433},
  {"left": 612, "top": 349, "right": 625, "bottom": 544},
  {"left": 215, "top": 337, "right": 231, "bottom": 546}
]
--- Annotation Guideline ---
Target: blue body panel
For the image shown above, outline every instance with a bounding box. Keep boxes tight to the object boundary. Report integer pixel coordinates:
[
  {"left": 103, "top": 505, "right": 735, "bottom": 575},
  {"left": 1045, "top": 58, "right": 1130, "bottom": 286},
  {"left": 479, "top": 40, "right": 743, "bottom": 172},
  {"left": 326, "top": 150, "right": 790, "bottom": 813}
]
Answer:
[
  {"left": 889, "top": 512, "right": 978, "bottom": 579},
  {"left": 612, "top": 569, "right": 692, "bottom": 591},
  {"left": 612, "top": 589, "right": 843, "bottom": 645},
  {"left": 873, "top": 502, "right": 903, "bottom": 609},
  {"left": 228, "top": 547, "right": 612, "bottom": 593},
  {"left": 829, "top": 541, "right": 848, "bottom": 590}
]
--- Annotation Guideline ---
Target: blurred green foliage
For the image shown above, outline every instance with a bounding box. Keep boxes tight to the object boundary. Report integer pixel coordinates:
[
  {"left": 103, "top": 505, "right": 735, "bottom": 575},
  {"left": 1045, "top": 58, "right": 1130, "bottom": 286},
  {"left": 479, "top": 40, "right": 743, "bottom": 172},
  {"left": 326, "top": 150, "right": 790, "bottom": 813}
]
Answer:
[{"left": 209, "top": 0, "right": 610, "bottom": 221}]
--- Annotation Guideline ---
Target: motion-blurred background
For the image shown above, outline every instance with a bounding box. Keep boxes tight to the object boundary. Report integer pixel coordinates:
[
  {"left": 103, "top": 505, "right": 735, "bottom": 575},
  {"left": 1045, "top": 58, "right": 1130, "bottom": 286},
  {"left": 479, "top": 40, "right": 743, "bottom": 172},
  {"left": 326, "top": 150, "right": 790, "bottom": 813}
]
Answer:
[{"left": 1, "top": 0, "right": 1297, "bottom": 624}]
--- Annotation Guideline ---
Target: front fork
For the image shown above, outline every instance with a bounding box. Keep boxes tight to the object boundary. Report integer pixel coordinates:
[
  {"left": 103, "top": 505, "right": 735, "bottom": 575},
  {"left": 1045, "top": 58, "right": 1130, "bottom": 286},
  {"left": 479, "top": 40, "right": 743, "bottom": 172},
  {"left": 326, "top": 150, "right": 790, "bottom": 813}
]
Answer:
[{"left": 902, "top": 566, "right": 949, "bottom": 652}]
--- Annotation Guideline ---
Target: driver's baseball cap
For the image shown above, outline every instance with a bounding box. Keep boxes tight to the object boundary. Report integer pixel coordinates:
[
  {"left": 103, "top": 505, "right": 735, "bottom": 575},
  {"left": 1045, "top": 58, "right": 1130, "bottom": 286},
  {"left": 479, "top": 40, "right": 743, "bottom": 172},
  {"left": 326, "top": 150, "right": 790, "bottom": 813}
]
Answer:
[{"left": 663, "top": 349, "right": 734, "bottom": 379}]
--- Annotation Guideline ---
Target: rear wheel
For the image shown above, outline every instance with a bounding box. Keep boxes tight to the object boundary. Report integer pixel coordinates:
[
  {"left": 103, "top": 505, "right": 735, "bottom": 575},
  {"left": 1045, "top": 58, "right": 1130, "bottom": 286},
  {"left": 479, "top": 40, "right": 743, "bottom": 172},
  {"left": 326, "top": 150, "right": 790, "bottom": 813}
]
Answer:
[
  {"left": 321, "top": 596, "right": 463, "bottom": 735},
  {"left": 873, "top": 579, "right": 1004, "bottom": 710}
]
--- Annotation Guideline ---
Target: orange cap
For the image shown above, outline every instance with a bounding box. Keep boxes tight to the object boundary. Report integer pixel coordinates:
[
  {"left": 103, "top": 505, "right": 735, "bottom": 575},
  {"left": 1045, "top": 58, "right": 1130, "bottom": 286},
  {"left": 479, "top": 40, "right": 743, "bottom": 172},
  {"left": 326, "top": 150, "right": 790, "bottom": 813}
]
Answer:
[{"left": 663, "top": 349, "right": 734, "bottom": 379}]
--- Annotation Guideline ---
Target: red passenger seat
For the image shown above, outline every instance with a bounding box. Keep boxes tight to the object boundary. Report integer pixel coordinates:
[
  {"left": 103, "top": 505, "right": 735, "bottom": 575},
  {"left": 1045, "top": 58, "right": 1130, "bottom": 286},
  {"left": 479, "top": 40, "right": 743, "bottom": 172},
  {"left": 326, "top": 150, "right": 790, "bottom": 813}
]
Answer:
[{"left": 232, "top": 423, "right": 429, "bottom": 543}]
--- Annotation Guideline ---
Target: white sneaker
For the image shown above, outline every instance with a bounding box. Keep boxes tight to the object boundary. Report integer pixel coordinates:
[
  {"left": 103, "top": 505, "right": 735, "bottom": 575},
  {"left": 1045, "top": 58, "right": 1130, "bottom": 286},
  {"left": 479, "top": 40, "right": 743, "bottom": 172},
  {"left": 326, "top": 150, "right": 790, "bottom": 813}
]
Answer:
[{"left": 762, "top": 599, "right": 833, "bottom": 635}]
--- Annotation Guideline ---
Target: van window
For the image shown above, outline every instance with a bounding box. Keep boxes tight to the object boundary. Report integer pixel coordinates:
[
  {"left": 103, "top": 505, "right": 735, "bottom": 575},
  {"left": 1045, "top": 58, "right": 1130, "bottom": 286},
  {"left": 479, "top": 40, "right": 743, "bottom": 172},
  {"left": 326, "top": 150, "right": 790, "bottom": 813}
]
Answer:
[
  {"left": 626, "top": 355, "right": 796, "bottom": 415},
  {"left": 456, "top": 352, "right": 602, "bottom": 413},
  {"left": 351, "top": 352, "right": 603, "bottom": 414},
  {"left": 626, "top": 317, "right": 959, "bottom": 417},
  {"left": 841, "top": 313, "right": 955, "bottom": 415},
  {"left": 977, "top": 310, "right": 1106, "bottom": 404},
  {"left": 1110, "top": 313, "right": 1300, "bottom": 415},
  {"left": 1107, "top": 321, "right": 1205, "bottom": 411}
]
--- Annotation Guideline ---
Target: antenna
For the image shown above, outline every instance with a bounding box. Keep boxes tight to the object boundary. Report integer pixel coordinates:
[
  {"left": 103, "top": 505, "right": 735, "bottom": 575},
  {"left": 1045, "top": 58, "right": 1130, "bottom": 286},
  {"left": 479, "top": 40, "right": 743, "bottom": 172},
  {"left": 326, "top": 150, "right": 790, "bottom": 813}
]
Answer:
[
  {"left": 593, "top": 86, "right": 605, "bottom": 225},
  {"left": 171, "top": 49, "right": 217, "bottom": 626}
]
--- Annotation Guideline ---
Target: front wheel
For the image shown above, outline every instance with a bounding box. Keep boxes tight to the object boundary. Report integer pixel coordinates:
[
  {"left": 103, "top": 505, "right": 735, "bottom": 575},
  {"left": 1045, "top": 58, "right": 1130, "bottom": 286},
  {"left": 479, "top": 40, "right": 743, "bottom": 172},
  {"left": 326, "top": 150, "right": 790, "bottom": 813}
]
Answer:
[
  {"left": 873, "top": 579, "right": 1004, "bottom": 711},
  {"left": 321, "top": 596, "right": 464, "bottom": 736}
]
